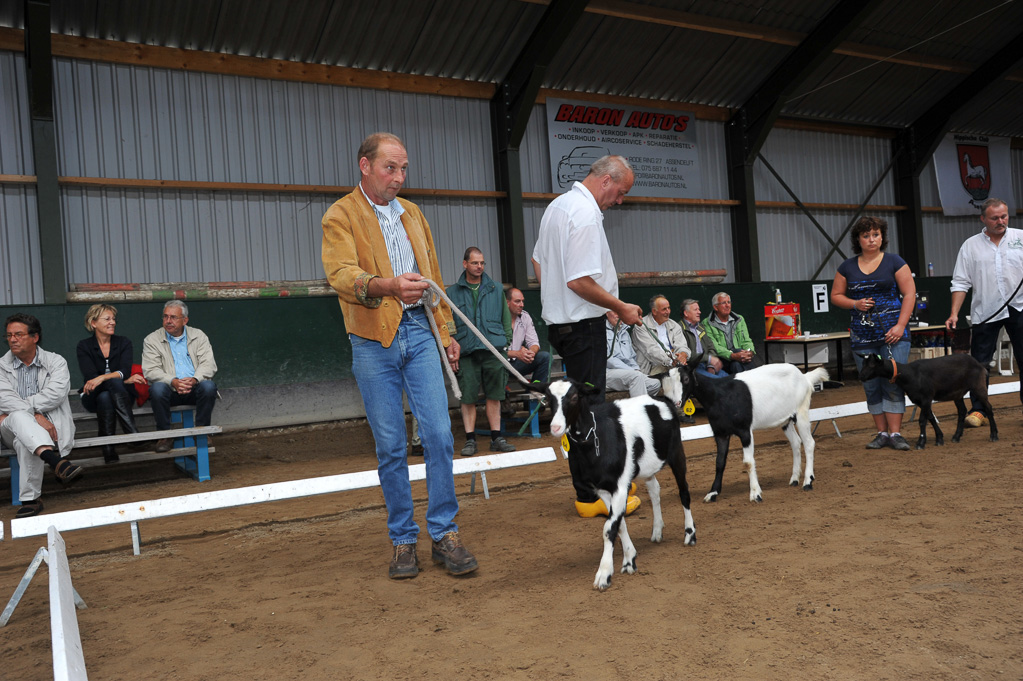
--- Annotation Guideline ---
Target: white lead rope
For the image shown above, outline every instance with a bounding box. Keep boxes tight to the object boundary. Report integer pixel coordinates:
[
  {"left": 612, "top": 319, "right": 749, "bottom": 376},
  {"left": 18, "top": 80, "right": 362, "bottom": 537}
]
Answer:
[{"left": 419, "top": 279, "right": 544, "bottom": 402}]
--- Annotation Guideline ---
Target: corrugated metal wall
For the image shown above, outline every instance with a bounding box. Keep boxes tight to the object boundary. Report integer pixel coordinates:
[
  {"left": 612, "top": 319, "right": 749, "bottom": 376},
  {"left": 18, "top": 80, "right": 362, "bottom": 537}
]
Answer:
[
  {"left": 755, "top": 128, "right": 901, "bottom": 281},
  {"left": 519, "top": 106, "right": 734, "bottom": 279},
  {"left": 52, "top": 58, "right": 497, "bottom": 286},
  {"left": 4, "top": 48, "right": 1022, "bottom": 304},
  {"left": 0, "top": 50, "right": 42, "bottom": 305}
]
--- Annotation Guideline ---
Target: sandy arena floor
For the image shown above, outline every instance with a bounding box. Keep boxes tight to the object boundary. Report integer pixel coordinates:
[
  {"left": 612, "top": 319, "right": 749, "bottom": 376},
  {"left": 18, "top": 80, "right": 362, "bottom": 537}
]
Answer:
[{"left": 1, "top": 378, "right": 1021, "bottom": 680}]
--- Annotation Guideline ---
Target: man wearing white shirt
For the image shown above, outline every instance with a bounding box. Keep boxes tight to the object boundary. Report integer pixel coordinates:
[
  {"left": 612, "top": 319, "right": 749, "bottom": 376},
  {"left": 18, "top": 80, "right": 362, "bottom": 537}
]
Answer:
[
  {"left": 947, "top": 197, "right": 1023, "bottom": 423},
  {"left": 531, "top": 154, "right": 643, "bottom": 518}
]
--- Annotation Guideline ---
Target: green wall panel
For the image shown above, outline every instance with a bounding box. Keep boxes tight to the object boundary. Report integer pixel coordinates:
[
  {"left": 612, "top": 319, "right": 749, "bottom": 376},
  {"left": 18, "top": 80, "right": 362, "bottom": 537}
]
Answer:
[{"left": 0, "top": 277, "right": 953, "bottom": 392}]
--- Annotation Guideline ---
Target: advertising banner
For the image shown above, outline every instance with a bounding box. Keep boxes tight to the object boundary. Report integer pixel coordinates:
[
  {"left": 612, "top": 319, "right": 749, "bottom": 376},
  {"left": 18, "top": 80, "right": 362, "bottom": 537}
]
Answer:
[
  {"left": 933, "top": 133, "right": 1015, "bottom": 216},
  {"left": 546, "top": 98, "right": 702, "bottom": 199}
]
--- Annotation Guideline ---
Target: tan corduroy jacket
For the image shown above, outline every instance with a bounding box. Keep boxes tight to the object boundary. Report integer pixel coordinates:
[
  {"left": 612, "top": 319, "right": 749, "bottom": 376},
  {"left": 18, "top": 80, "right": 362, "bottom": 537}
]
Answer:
[{"left": 321, "top": 189, "right": 455, "bottom": 348}]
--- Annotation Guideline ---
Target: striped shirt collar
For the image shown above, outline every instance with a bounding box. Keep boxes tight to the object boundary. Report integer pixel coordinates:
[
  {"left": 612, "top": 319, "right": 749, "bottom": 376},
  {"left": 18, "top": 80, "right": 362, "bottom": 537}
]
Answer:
[
  {"left": 358, "top": 182, "right": 420, "bottom": 309},
  {"left": 359, "top": 183, "right": 406, "bottom": 220},
  {"left": 13, "top": 349, "right": 43, "bottom": 399},
  {"left": 13, "top": 350, "right": 43, "bottom": 369}
]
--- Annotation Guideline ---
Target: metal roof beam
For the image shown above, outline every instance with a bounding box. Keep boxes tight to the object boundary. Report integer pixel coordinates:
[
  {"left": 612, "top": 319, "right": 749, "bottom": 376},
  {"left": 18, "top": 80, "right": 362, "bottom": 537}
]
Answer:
[
  {"left": 497, "top": 0, "right": 588, "bottom": 148},
  {"left": 25, "top": 0, "right": 67, "bottom": 304},
  {"left": 520, "top": 0, "right": 1022, "bottom": 79},
  {"left": 735, "top": 0, "right": 884, "bottom": 163},
  {"left": 492, "top": 0, "right": 588, "bottom": 289},
  {"left": 904, "top": 29, "right": 1023, "bottom": 176},
  {"left": 725, "top": 0, "right": 882, "bottom": 283}
]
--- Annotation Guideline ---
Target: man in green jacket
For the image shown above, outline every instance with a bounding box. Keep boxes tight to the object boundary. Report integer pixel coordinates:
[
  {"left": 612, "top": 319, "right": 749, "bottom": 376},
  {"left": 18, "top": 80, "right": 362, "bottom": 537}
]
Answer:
[
  {"left": 447, "top": 247, "right": 516, "bottom": 457},
  {"left": 703, "top": 292, "right": 758, "bottom": 374}
]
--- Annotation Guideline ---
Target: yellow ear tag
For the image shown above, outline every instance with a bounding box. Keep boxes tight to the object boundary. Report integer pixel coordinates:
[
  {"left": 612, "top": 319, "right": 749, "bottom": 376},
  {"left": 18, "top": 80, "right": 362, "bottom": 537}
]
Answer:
[
  {"left": 561, "top": 434, "right": 570, "bottom": 453},
  {"left": 683, "top": 399, "right": 696, "bottom": 416}
]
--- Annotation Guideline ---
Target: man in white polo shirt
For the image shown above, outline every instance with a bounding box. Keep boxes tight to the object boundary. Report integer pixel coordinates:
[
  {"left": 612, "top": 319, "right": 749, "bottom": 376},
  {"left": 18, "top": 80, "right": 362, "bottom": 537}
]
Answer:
[
  {"left": 947, "top": 197, "right": 1023, "bottom": 425},
  {"left": 531, "top": 154, "right": 643, "bottom": 518}
]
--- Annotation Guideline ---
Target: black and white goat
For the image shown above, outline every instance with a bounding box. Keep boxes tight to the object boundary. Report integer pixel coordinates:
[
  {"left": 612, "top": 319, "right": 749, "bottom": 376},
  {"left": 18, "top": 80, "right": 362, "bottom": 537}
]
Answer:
[
  {"left": 857, "top": 353, "right": 997, "bottom": 448},
  {"left": 690, "top": 363, "right": 829, "bottom": 503},
  {"left": 535, "top": 368, "right": 696, "bottom": 591}
]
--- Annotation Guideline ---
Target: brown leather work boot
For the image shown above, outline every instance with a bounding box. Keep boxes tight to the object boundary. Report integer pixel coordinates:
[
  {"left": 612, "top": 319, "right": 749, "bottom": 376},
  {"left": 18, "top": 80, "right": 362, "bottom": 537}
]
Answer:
[
  {"left": 389, "top": 543, "right": 419, "bottom": 579},
  {"left": 431, "top": 531, "right": 478, "bottom": 576}
]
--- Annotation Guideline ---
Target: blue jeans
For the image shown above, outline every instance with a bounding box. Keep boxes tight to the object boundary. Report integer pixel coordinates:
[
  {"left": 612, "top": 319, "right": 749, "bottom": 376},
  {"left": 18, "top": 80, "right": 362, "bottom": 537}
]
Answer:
[
  {"left": 350, "top": 307, "right": 458, "bottom": 545},
  {"left": 853, "top": 340, "right": 910, "bottom": 414},
  {"left": 509, "top": 350, "right": 551, "bottom": 385},
  {"left": 149, "top": 379, "right": 218, "bottom": 428},
  {"left": 694, "top": 362, "right": 728, "bottom": 380}
]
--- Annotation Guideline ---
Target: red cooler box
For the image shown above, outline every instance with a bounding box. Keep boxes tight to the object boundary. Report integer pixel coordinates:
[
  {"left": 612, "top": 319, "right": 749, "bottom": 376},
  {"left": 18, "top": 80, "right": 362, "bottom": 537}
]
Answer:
[{"left": 765, "top": 303, "right": 801, "bottom": 339}]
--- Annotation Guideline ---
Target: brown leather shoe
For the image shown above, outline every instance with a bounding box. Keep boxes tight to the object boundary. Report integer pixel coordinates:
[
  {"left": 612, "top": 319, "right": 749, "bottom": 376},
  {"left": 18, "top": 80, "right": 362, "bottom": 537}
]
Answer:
[
  {"left": 154, "top": 438, "right": 175, "bottom": 453},
  {"left": 53, "top": 459, "right": 83, "bottom": 486},
  {"left": 389, "top": 543, "right": 419, "bottom": 579},
  {"left": 431, "top": 531, "right": 478, "bottom": 575}
]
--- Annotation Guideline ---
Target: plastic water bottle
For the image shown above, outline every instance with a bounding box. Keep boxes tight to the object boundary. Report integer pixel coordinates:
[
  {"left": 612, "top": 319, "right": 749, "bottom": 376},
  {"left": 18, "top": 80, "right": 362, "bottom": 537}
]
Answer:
[{"left": 927, "top": 262, "right": 934, "bottom": 277}]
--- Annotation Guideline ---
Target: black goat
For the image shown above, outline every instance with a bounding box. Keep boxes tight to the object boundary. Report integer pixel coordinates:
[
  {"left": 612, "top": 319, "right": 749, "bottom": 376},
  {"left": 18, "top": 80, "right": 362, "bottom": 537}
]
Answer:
[
  {"left": 857, "top": 353, "right": 997, "bottom": 448},
  {"left": 534, "top": 369, "right": 696, "bottom": 590}
]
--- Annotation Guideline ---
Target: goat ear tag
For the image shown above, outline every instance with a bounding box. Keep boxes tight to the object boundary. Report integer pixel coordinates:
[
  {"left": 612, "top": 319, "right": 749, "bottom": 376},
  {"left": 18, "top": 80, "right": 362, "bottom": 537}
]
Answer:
[
  {"left": 561, "top": 434, "right": 570, "bottom": 454},
  {"left": 683, "top": 399, "right": 696, "bottom": 416}
]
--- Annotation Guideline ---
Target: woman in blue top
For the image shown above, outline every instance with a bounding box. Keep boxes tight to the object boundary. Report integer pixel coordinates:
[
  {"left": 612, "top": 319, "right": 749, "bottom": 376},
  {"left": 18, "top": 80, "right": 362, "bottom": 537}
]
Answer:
[{"left": 831, "top": 217, "right": 916, "bottom": 451}]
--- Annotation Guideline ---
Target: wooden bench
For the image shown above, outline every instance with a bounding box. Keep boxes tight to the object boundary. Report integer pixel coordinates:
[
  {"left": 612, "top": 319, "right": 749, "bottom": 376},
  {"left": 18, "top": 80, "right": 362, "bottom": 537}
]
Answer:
[
  {"left": 500, "top": 383, "right": 543, "bottom": 438},
  {"left": 499, "top": 352, "right": 569, "bottom": 438},
  {"left": 3, "top": 406, "right": 221, "bottom": 506}
]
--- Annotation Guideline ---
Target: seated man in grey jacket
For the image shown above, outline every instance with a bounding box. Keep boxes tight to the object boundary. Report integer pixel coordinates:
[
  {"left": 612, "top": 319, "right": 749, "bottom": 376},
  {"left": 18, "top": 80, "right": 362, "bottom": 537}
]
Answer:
[
  {"left": 1, "top": 314, "right": 83, "bottom": 518},
  {"left": 605, "top": 311, "right": 661, "bottom": 398},
  {"left": 142, "top": 301, "right": 218, "bottom": 453},
  {"left": 633, "top": 294, "right": 690, "bottom": 376}
]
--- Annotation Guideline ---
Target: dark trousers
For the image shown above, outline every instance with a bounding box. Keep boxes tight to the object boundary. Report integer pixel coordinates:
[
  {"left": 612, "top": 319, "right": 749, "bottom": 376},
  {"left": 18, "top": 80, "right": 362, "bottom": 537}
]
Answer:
[
  {"left": 969, "top": 305, "right": 1023, "bottom": 412},
  {"left": 509, "top": 351, "right": 551, "bottom": 385},
  {"left": 725, "top": 356, "right": 761, "bottom": 374},
  {"left": 80, "top": 378, "right": 137, "bottom": 423},
  {"left": 547, "top": 315, "right": 606, "bottom": 503},
  {"left": 149, "top": 379, "right": 218, "bottom": 429}
]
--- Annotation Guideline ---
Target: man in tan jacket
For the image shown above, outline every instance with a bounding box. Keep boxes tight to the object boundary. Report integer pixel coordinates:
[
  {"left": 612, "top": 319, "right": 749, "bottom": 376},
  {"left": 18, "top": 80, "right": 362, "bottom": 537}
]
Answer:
[
  {"left": 322, "top": 132, "right": 476, "bottom": 580},
  {"left": 142, "top": 300, "right": 218, "bottom": 453}
]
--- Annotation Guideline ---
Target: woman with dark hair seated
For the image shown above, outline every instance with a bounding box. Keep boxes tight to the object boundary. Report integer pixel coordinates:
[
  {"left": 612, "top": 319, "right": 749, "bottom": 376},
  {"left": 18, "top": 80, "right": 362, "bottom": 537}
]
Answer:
[{"left": 77, "top": 304, "right": 146, "bottom": 462}]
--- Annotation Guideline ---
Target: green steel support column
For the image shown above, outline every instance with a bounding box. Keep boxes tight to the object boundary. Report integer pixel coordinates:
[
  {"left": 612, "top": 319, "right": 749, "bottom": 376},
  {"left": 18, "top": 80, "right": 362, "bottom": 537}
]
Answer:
[
  {"left": 893, "top": 130, "right": 926, "bottom": 275},
  {"left": 491, "top": 94, "right": 530, "bottom": 289},
  {"left": 725, "top": 0, "right": 883, "bottom": 283},
  {"left": 725, "top": 111, "right": 759, "bottom": 282},
  {"left": 491, "top": 0, "right": 587, "bottom": 289},
  {"left": 25, "top": 0, "right": 66, "bottom": 304}
]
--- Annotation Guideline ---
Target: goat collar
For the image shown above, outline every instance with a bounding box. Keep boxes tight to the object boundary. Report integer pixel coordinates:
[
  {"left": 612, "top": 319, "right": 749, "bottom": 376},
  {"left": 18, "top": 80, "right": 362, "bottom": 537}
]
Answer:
[
  {"left": 566, "top": 412, "right": 600, "bottom": 455},
  {"left": 888, "top": 357, "right": 898, "bottom": 384}
]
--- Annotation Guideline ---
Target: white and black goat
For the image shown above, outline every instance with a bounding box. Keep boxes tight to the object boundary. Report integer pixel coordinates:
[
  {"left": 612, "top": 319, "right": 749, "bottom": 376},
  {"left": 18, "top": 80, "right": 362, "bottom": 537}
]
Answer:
[
  {"left": 533, "top": 368, "right": 696, "bottom": 591},
  {"left": 689, "top": 363, "right": 829, "bottom": 503},
  {"left": 857, "top": 353, "right": 997, "bottom": 448}
]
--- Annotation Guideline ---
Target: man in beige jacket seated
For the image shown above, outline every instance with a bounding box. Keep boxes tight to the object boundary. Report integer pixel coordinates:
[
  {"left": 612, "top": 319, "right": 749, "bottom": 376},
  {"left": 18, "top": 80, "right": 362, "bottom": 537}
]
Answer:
[{"left": 142, "top": 301, "right": 218, "bottom": 453}]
